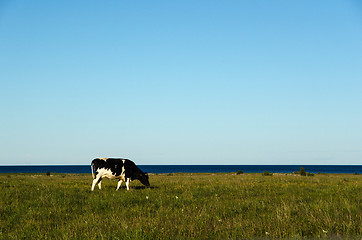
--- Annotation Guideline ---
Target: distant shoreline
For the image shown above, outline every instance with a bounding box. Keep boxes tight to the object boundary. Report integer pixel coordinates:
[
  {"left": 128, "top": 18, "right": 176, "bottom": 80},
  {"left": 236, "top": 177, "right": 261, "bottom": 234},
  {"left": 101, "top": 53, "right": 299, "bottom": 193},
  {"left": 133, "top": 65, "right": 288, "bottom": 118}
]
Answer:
[{"left": 1, "top": 165, "right": 361, "bottom": 174}]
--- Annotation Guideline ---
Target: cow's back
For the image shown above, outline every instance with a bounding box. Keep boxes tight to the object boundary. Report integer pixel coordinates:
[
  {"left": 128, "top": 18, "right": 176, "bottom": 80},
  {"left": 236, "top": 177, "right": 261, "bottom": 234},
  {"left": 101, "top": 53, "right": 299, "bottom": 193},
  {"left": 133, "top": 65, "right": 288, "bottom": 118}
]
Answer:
[{"left": 92, "top": 158, "right": 128, "bottom": 176}]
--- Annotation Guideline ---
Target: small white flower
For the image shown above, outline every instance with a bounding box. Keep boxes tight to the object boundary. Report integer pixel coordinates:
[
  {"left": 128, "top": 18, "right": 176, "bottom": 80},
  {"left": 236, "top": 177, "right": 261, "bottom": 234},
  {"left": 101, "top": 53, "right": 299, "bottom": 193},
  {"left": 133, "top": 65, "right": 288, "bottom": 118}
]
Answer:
[
  {"left": 175, "top": 196, "right": 179, "bottom": 199},
  {"left": 146, "top": 196, "right": 149, "bottom": 200},
  {"left": 322, "top": 230, "right": 328, "bottom": 234},
  {"left": 265, "top": 232, "right": 270, "bottom": 235}
]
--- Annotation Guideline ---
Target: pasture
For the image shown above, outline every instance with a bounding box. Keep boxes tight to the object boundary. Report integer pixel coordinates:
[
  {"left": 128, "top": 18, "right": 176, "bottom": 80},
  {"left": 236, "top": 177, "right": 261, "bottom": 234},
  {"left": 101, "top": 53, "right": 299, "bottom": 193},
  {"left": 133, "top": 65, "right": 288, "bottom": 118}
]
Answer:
[{"left": 0, "top": 172, "right": 361, "bottom": 239}]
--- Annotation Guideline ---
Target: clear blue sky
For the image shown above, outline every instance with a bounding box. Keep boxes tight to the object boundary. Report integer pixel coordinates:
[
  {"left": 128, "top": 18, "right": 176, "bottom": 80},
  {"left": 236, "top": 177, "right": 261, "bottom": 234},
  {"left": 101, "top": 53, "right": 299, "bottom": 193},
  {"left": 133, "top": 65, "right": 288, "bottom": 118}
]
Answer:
[{"left": 1, "top": 1, "right": 361, "bottom": 165}]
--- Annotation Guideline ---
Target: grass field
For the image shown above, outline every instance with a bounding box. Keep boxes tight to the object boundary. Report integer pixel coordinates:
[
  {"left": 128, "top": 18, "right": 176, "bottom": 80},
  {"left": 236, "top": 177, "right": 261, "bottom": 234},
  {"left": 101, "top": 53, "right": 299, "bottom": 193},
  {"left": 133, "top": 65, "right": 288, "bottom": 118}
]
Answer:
[{"left": 0, "top": 172, "right": 361, "bottom": 239}]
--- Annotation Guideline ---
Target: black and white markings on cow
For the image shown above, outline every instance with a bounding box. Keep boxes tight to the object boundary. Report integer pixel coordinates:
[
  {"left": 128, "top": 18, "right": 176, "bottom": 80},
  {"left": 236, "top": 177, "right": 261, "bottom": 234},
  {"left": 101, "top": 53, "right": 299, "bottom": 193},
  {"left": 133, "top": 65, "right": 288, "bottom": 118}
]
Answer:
[{"left": 91, "top": 158, "right": 150, "bottom": 191}]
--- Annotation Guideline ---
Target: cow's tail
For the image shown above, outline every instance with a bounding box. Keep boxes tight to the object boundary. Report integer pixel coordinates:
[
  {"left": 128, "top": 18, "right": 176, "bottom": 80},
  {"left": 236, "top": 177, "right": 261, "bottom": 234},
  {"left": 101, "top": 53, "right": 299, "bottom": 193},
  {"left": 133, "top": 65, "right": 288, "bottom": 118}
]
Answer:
[{"left": 91, "top": 162, "right": 95, "bottom": 179}]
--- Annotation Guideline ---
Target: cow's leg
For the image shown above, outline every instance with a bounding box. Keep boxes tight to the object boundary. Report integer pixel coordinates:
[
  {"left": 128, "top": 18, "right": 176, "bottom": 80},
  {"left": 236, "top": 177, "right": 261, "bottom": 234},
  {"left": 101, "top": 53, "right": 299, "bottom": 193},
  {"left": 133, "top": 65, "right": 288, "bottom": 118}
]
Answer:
[
  {"left": 91, "top": 176, "right": 101, "bottom": 191},
  {"left": 116, "top": 179, "right": 123, "bottom": 191},
  {"left": 126, "top": 178, "right": 130, "bottom": 191},
  {"left": 98, "top": 179, "right": 102, "bottom": 189}
]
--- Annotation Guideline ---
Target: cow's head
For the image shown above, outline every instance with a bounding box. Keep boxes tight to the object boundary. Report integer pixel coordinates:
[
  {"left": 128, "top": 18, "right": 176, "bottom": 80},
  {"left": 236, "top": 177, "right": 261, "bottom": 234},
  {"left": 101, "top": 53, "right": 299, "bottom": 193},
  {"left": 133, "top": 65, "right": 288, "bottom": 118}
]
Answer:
[{"left": 139, "top": 172, "right": 150, "bottom": 187}]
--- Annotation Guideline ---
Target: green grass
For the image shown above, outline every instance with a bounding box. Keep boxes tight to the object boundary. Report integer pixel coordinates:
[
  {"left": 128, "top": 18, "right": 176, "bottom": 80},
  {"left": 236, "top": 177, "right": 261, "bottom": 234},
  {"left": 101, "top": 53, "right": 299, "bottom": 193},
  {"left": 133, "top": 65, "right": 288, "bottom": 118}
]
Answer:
[{"left": 0, "top": 172, "right": 361, "bottom": 239}]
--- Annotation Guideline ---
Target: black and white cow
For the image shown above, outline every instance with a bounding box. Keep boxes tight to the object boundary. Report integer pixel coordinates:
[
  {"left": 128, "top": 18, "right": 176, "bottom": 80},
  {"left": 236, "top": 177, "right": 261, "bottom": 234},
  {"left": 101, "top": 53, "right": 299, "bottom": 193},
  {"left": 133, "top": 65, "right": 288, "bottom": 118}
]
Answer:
[{"left": 91, "top": 158, "right": 150, "bottom": 191}]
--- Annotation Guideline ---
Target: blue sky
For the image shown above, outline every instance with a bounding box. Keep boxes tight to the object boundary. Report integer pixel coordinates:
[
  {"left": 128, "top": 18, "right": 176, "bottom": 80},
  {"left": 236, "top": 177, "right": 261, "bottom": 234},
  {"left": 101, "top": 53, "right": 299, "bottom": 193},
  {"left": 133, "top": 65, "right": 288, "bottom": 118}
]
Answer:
[{"left": 1, "top": 1, "right": 361, "bottom": 165}]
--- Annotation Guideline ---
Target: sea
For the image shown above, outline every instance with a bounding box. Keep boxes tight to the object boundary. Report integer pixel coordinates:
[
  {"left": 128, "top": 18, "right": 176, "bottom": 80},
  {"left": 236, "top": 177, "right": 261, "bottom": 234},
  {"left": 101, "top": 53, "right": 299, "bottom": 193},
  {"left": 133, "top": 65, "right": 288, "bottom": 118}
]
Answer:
[{"left": 0, "top": 165, "right": 361, "bottom": 174}]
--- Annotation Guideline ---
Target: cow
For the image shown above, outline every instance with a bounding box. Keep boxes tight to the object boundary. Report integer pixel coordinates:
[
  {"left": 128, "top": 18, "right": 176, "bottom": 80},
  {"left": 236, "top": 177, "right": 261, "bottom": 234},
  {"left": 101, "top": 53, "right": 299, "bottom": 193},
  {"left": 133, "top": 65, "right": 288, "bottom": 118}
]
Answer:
[{"left": 91, "top": 158, "right": 150, "bottom": 191}]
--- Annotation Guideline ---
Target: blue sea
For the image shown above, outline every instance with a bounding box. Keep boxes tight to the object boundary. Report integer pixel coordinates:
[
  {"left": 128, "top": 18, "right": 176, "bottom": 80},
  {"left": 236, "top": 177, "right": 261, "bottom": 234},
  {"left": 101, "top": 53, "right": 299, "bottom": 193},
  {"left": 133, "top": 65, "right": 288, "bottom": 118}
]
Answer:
[{"left": 0, "top": 165, "right": 361, "bottom": 174}]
